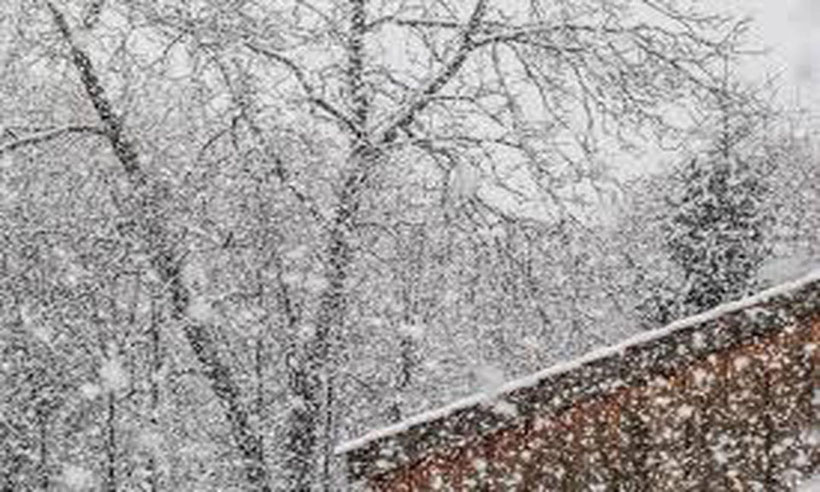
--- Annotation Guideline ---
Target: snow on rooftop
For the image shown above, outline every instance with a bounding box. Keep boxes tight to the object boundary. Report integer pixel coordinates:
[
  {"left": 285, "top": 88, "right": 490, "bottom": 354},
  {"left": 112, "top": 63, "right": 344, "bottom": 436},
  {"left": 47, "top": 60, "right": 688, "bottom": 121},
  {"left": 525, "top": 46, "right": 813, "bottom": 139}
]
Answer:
[{"left": 335, "top": 268, "right": 820, "bottom": 456}]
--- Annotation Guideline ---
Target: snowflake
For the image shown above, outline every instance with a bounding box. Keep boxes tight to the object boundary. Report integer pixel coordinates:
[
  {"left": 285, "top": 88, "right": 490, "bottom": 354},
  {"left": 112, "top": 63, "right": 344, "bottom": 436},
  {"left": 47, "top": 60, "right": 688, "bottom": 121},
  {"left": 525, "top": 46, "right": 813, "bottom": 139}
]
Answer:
[
  {"left": 79, "top": 383, "right": 102, "bottom": 400},
  {"left": 62, "top": 464, "right": 94, "bottom": 490},
  {"left": 100, "top": 356, "right": 128, "bottom": 392},
  {"left": 397, "top": 322, "right": 425, "bottom": 340}
]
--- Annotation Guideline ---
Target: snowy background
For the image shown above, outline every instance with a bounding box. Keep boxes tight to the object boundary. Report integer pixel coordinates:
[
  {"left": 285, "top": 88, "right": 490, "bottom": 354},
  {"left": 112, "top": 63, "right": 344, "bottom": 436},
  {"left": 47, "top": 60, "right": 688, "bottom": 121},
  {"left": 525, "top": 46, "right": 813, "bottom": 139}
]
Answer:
[{"left": 1, "top": 0, "right": 820, "bottom": 490}]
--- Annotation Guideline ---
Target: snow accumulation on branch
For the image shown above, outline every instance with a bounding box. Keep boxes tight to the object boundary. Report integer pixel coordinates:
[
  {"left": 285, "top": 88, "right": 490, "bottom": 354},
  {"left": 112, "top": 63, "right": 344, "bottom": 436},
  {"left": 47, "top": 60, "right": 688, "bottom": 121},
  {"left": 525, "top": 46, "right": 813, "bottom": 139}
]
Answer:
[{"left": 335, "top": 267, "right": 820, "bottom": 455}]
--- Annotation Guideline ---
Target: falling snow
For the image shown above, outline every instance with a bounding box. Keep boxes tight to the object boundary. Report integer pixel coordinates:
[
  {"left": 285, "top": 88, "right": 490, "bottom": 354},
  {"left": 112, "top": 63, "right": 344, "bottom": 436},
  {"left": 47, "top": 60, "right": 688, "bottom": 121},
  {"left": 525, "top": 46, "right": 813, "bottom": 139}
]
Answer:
[
  {"left": 61, "top": 465, "right": 94, "bottom": 490},
  {"left": 2, "top": 0, "right": 820, "bottom": 489},
  {"left": 100, "top": 356, "right": 128, "bottom": 392}
]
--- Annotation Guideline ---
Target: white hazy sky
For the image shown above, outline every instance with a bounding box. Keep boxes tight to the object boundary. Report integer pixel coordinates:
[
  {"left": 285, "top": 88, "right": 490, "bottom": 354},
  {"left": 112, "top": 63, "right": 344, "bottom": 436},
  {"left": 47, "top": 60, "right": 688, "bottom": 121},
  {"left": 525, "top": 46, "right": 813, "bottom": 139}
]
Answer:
[{"left": 730, "top": 0, "right": 820, "bottom": 121}]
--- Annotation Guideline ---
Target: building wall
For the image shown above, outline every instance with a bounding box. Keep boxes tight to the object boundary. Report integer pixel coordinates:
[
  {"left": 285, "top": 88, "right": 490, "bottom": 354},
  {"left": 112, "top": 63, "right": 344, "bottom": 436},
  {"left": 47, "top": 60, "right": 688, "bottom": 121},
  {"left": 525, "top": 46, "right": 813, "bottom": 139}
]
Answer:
[{"left": 369, "top": 315, "right": 820, "bottom": 491}]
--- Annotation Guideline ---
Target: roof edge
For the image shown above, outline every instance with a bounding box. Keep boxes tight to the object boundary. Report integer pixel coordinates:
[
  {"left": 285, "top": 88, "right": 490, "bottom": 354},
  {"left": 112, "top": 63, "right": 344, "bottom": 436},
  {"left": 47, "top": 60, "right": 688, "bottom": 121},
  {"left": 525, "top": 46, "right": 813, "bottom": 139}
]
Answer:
[{"left": 336, "top": 268, "right": 820, "bottom": 456}]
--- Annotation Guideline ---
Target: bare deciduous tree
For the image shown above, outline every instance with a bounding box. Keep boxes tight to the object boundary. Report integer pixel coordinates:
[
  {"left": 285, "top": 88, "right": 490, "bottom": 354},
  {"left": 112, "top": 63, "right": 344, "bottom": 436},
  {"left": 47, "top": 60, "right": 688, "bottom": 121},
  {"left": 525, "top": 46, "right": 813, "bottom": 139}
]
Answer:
[{"left": 0, "top": 0, "right": 756, "bottom": 489}]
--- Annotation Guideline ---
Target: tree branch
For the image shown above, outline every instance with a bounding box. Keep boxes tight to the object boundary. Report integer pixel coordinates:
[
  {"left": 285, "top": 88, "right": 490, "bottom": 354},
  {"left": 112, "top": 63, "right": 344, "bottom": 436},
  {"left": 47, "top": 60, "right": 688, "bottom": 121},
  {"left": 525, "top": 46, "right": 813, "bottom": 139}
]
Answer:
[
  {"left": 45, "top": 1, "right": 144, "bottom": 184},
  {"left": 44, "top": 3, "right": 271, "bottom": 488},
  {"left": 0, "top": 126, "right": 106, "bottom": 158},
  {"left": 244, "top": 43, "right": 360, "bottom": 136},
  {"left": 376, "top": 0, "right": 489, "bottom": 144},
  {"left": 348, "top": 0, "right": 369, "bottom": 139}
]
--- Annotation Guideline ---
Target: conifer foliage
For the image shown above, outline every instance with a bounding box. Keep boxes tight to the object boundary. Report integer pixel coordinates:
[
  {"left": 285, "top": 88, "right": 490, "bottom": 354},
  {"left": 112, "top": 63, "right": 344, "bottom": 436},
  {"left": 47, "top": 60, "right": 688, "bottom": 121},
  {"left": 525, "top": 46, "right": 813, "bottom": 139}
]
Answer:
[
  {"left": 662, "top": 88, "right": 774, "bottom": 320},
  {"left": 666, "top": 153, "right": 771, "bottom": 313}
]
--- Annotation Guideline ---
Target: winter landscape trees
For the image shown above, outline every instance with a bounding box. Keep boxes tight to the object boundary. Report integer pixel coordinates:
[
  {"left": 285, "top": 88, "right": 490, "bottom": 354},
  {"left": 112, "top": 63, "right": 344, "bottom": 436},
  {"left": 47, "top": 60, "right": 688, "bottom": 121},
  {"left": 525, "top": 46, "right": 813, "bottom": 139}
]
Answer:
[{"left": 0, "top": 0, "right": 818, "bottom": 489}]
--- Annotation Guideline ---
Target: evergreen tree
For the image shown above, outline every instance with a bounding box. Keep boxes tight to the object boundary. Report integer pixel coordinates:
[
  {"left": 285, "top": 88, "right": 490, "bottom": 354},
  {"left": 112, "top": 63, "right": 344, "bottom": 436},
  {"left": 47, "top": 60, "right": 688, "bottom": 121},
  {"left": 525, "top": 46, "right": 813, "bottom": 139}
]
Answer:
[
  {"left": 666, "top": 150, "right": 771, "bottom": 314},
  {"left": 635, "top": 61, "right": 776, "bottom": 325}
]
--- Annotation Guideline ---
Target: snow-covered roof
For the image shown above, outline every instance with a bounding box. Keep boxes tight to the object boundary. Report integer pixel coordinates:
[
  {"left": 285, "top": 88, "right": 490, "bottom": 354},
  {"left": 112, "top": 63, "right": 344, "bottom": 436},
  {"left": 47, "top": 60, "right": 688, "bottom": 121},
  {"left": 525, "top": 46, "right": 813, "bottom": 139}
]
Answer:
[{"left": 337, "top": 268, "right": 820, "bottom": 480}]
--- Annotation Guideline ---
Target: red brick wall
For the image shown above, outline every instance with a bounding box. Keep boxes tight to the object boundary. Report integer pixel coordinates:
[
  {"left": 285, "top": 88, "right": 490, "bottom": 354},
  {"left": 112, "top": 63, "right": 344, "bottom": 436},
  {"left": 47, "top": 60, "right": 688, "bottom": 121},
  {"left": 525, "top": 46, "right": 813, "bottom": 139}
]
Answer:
[{"left": 370, "top": 316, "right": 820, "bottom": 490}]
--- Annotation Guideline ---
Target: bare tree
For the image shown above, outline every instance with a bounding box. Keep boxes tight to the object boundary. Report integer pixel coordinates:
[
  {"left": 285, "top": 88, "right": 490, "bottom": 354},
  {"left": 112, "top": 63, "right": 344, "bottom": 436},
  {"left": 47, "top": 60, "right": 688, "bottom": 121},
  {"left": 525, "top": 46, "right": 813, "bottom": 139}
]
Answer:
[
  {"left": 45, "top": 3, "right": 270, "bottom": 489},
  {"left": 0, "top": 0, "right": 753, "bottom": 489}
]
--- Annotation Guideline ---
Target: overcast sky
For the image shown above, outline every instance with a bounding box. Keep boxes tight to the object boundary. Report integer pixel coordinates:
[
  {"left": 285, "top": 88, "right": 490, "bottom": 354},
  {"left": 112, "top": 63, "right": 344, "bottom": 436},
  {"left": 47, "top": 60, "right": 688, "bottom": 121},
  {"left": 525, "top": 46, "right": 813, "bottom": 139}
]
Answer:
[{"left": 732, "top": 0, "right": 820, "bottom": 122}]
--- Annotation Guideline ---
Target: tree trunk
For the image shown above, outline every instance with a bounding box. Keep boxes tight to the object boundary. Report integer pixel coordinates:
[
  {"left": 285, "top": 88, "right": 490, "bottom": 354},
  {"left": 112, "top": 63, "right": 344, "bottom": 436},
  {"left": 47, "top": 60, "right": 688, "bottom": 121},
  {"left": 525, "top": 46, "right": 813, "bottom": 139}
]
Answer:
[
  {"left": 104, "top": 392, "right": 117, "bottom": 492},
  {"left": 284, "top": 0, "right": 372, "bottom": 487},
  {"left": 45, "top": 4, "right": 270, "bottom": 489},
  {"left": 36, "top": 406, "right": 49, "bottom": 492},
  {"left": 285, "top": 141, "right": 377, "bottom": 488},
  {"left": 147, "top": 297, "right": 161, "bottom": 492}
]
